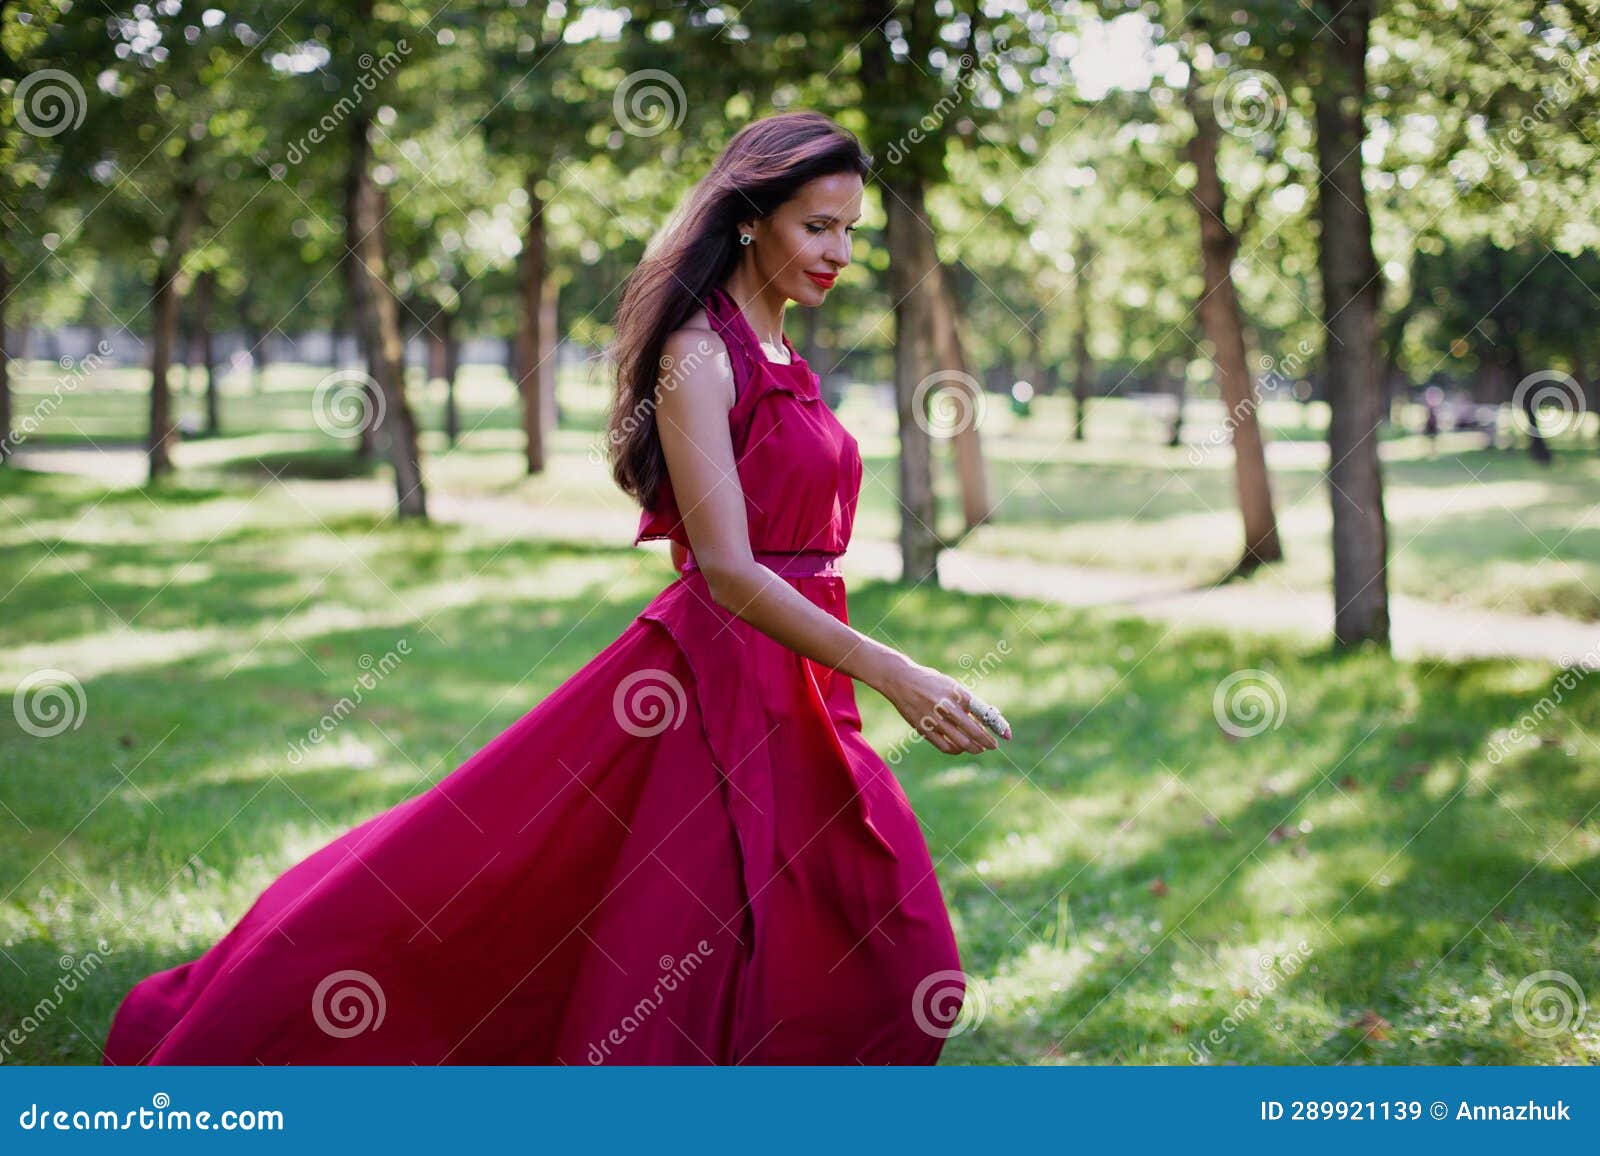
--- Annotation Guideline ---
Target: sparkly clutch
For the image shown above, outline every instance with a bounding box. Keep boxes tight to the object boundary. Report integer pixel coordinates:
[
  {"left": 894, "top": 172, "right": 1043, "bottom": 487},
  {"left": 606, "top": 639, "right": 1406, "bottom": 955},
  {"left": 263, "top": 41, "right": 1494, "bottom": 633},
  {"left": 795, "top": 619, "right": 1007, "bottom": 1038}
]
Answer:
[{"left": 967, "top": 692, "right": 1012, "bottom": 741}]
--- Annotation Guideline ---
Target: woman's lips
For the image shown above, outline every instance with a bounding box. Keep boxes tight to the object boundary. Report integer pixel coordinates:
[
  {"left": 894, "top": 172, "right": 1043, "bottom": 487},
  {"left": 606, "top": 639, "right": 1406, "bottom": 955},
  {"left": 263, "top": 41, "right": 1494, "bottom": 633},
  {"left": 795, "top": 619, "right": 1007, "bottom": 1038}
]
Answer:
[{"left": 805, "top": 271, "right": 836, "bottom": 289}]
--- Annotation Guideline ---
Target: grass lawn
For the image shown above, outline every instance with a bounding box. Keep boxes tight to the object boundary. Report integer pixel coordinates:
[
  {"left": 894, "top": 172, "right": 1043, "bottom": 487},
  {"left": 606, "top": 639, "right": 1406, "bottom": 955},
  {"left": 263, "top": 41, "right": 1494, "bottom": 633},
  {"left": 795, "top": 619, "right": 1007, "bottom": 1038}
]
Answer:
[
  {"left": 2, "top": 462, "right": 1597, "bottom": 1065},
  {"left": 9, "top": 358, "right": 1599, "bottom": 623}
]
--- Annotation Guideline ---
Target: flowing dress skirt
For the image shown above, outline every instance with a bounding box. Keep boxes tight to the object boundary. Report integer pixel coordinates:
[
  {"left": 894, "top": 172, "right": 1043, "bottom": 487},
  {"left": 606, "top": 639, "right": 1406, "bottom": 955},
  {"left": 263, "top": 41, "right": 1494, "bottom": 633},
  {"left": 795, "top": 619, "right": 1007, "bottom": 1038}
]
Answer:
[{"left": 102, "top": 573, "right": 965, "bottom": 1064}]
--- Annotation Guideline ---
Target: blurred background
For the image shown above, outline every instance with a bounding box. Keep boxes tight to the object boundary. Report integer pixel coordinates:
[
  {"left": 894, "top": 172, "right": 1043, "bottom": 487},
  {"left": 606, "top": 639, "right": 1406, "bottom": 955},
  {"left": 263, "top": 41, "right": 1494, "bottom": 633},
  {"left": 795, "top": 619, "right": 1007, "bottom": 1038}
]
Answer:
[{"left": 2, "top": 1, "right": 1597, "bottom": 1066}]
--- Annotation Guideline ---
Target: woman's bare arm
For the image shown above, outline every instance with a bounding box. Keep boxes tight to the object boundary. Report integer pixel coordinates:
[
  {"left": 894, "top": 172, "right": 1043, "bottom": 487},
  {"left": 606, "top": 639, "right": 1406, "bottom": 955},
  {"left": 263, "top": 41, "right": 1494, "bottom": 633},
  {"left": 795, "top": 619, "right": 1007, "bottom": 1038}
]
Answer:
[{"left": 651, "top": 327, "right": 999, "bottom": 755}]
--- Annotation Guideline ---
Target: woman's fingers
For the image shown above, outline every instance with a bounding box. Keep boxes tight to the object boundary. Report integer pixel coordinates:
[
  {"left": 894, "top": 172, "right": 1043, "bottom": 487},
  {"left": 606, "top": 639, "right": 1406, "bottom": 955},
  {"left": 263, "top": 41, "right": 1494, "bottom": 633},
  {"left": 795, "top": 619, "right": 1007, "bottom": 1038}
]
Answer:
[
  {"left": 936, "top": 697, "right": 994, "bottom": 752},
  {"left": 916, "top": 713, "right": 952, "bottom": 753}
]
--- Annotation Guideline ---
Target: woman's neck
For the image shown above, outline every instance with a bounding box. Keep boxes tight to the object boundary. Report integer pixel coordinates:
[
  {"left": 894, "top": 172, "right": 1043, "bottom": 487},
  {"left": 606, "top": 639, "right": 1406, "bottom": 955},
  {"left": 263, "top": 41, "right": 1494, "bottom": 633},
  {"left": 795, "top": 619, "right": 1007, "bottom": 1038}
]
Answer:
[{"left": 720, "top": 273, "right": 790, "bottom": 359}]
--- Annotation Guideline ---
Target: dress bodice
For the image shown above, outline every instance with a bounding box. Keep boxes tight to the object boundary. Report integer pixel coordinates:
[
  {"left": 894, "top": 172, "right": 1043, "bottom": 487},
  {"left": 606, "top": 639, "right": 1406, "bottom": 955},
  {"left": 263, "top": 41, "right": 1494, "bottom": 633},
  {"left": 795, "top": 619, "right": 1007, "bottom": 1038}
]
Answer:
[{"left": 633, "top": 285, "right": 862, "bottom": 557}]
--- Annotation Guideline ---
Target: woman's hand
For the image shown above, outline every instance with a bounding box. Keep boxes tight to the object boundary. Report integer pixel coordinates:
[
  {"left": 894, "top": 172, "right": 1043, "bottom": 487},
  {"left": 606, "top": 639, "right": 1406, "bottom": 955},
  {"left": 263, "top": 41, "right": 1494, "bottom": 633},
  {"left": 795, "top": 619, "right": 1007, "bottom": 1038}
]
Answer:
[{"left": 874, "top": 655, "right": 1004, "bottom": 756}]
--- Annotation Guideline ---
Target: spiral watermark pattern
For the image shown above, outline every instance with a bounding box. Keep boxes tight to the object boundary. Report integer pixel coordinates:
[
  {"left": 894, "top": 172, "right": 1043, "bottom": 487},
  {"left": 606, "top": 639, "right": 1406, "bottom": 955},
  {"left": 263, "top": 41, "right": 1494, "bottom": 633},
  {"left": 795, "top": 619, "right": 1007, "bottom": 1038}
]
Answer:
[
  {"left": 612, "top": 668, "right": 687, "bottom": 737},
  {"left": 1511, "top": 969, "right": 1586, "bottom": 1039},
  {"left": 911, "top": 968, "right": 987, "bottom": 1038},
  {"left": 0, "top": 939, "right": 114, "bottom": 1063},
  {"left": 15, "top": 69, "right": 86, "bottom": 137},
  {"left": 913, "top": 370, "right": 986, "bottom": 439},
  {"left": 1211, "top": 668, "right": 1287, "bottom": 738},
  {"left": 311, "top": 369, "right": 386, "bottom": 437},
  {"left": 1213, "top": 68, "right": 1287, "bottom": 136},
  {"left": 613, "top": 69, "right": 686, "bottom": 138},
  {"left": 13, "top": 668, "right": 87, "bottom": 738},
  {"left": 311, "top": 969, "right": 386, "bottom": 1038},
  {"left": 1510, "top": 370, "right": 1586, "bottom": 440}
]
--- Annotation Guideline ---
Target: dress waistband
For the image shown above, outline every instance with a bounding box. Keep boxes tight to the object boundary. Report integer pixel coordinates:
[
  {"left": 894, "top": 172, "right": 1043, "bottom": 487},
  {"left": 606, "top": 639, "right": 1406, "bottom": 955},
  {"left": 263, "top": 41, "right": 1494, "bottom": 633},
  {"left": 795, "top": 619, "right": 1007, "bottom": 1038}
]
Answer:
[{"left": 679, "top": 549, "right": 844, "bottom": 578}]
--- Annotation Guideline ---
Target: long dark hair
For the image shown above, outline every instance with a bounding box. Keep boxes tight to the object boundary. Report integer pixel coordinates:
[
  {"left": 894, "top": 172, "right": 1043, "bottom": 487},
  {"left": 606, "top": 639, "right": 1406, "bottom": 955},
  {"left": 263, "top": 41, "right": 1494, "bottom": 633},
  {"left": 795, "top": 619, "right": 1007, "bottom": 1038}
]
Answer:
[{"left": 606, "top": 110, "right": 872, "bottom": 511}]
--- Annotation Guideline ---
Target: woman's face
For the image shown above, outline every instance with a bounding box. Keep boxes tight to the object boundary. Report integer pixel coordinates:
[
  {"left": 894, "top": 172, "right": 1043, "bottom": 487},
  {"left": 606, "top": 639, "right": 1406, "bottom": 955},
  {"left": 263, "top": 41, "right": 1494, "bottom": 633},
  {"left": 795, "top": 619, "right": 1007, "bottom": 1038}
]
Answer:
[{"left": 743, "top": 172, "right": 863, "bottom": 305}]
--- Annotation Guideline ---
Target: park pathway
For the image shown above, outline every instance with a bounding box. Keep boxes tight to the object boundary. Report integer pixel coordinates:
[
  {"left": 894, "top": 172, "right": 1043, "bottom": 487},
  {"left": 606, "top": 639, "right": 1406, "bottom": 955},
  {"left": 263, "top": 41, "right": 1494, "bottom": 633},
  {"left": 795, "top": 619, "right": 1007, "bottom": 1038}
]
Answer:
[
  {"left": 370, "top": 483, "right": 1595, "bottom": 668},
  {"left": 11, "top": 446, "right": 1592, "bottom": 666}
]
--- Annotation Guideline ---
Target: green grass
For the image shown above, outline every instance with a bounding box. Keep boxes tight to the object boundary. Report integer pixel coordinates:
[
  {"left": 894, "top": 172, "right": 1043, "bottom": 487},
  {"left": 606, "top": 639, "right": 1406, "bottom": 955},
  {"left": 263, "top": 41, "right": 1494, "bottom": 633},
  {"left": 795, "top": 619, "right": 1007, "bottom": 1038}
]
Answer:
[
  {"left": 2, "top": 464, "right": 1597, "bottom": 1065},
  {"left": 9, "top": 358, "right": 1598, "bottom": 622}
]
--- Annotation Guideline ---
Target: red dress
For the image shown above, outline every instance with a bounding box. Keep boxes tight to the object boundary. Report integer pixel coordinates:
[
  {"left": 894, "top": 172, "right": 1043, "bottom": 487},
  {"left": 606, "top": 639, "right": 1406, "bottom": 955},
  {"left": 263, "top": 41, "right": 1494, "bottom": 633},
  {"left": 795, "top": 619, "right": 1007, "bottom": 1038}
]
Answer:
[{"left": 101, "top": 285, "right": 965, "bottom": 1065}]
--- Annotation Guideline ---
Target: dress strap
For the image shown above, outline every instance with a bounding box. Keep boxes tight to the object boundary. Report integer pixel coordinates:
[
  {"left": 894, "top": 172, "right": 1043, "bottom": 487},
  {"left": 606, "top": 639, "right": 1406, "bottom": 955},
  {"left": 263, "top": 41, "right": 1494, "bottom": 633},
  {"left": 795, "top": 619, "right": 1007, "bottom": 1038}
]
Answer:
[
  {"left": 703, "top": 285, "right": 815, "bottom": 397},
  {"left": 702, "top": 286, "right": 762, "bottom": 405}
]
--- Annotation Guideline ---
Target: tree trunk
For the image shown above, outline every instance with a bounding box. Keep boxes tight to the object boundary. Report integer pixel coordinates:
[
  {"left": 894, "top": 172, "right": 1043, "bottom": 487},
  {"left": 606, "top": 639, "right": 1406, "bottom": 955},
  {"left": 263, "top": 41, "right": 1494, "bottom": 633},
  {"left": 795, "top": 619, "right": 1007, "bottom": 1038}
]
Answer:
[
  {"left": 191, "top": 270, "right": 221, "bottom": 437},
  {"left": 444, "top": 314, "right": 461, "bottom": 447},
  {"left": 342, "top": 146, "right": 379, "bottom": 464},
  {"left": 1509, "top": 342, "right": 1551, "bottom": 464},
  {"left": 516, "top": 169, "right": 549, "bottom": 474},
  {"left": 147, "top": 167, "right": 205, "bottom": 482},
  {"left": 1022, "top": 317, "right": 1044, "bottom": 402},
  {"left": 426, "top": 306, "right": 461, "bottom": 447},
  {"left": 1571, "top": 341, "right": 1596, "bottom": 445},
  {"left": 347, "top": 113, "right": 427, "bottom": 518},
  {"left": 879, "top": 170, "right": 942, "bottom": 584},
  {"left": 1070, "top": 233, "right": 1093, "bottom": 443},
  {"left": 1314, "top": 0, "right": 1389, "bottom": 648},
  {"left": 1185, "top": 69, "right": 1283, "bottom": 571},
  {"left": 237, "top": 285, "right": 270, "bottom": 394},
  {"left": 1168, "top": 369, "right": 1187, "bottom": 447},
  {"left": 927, "top": 272, "right": 993, "bottom": 528},
  {"left": 540, "top": 273, "right": 560, "bottom": 437},
  {"left": 427, "top": 320, "right": 448, "bottom": 384}
]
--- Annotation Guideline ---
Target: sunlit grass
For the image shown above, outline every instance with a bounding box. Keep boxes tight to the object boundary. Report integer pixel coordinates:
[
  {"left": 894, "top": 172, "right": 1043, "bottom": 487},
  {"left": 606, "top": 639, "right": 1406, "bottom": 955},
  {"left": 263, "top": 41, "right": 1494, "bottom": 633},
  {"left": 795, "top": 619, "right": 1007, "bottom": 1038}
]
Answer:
[
  {"left": 10, "top": 360, "right": 1597, "bottom": 620},
  {"left": 4, "top": 463, "right": 1596, "bottom": 1065}
]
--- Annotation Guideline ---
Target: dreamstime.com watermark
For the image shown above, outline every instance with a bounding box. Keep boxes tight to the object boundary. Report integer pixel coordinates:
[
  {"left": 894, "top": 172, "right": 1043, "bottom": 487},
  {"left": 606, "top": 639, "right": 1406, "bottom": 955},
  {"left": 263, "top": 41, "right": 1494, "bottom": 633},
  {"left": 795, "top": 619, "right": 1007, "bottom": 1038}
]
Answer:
[
  {"left": 1186, "top": 342, "right": 1308, "bottom": 466},
  {"left": 17, "top": 1093, "right": 284, "bottom": 1132},
  {"left": 589, "top": 341, "right": 723, "bottom": 465},
  {"left": 912, "top": 968, "right": 988, "bottom": 1038},
  {"left": 1510, "top": 969, "right": 1587, "bottom": 1039},
  {"left": 1458, "top": 47, "right": 1598, "bottom": 187},
  {"left": 311, "top": 969, "right": 386, "bottom": 1038},
  {"left": 0, "top": 940, "right": 114, "bottom": 1064},
  {"left": 311, "top": 368, "right": 387, "bottom": 438},
  {"left": 885, "top": 639, "right": 1011, "bottom": 764},
  {"left": 1486, "top": 647, "right": 1596, "bottom": 765},
  {"left": 0, "top": 341, "right": 114, "bottom": 462},
  {"left": 285, "top": 640, "right": 411, "bottom": 765},
  {"left": 12, "top": 68, "right": 86, "bottom": 137},
  {"left": 586, "top": 942, "right": 714, "bottom": 1063},
  {"left": 12, "top": 668, "right": 88, "bottom": 738},
  {"left": 613, "top": 69, "right": 687, "bottom": 138},
  {"left": 1509, "top": 369, "right": 1588, "bottom": 440},
  {"left": 913, "top": 370, "right": 986, "bottom": 439},
  {"left": 880, "top": 50, "right": 1002, "bottom": 167},
  {"left": 281, "top": 41, "right": 411, "bottom": 166},
  {"left": 1212, "top": 668, "right": 1288, "bottom": 738},
  {"left": 1188, "top": 939, "right": 1314, "bottom": 1063},
  {"left": 1212, "top": 68, "right": 1288, "bottom": 137},
  {"left": 612, "top": 667, "right": 689, "bottom": 738}
]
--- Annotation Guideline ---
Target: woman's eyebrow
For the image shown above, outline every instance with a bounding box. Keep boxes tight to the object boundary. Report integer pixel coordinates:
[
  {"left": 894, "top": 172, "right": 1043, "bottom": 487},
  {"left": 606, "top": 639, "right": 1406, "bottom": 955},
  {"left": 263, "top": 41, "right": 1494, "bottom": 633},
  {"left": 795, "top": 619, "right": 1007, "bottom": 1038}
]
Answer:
[{"left": 808, "top": 212, "right": 865, "bottom": 224}]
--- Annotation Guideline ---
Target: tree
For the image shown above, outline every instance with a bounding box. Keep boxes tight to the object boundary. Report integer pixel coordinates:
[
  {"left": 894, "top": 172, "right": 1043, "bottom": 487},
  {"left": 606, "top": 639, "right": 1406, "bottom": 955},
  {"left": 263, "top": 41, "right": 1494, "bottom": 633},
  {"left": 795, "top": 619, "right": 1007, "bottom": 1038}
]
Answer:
[
  {"left": 1313, "top": 0, "right": 1389, "bottom": 645},
  {"left": 1180, "top": 35, "right": 1284, "bottom": 572}
]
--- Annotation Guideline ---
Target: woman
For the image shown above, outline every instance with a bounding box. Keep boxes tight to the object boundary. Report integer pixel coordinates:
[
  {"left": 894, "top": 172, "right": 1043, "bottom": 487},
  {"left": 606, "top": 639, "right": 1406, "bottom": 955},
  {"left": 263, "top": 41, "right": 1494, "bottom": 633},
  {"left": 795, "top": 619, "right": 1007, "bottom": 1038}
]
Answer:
[{"left": 102, "top": 110, "right": 1004, "bottom": 1067}]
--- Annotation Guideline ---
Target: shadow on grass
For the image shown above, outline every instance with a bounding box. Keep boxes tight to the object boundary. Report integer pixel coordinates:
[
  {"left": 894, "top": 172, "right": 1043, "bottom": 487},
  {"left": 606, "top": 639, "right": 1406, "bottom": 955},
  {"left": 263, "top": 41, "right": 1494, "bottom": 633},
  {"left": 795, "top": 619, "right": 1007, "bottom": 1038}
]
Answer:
[{"left": 4, "top": 470, "right": 1598, "bottom": 1066}]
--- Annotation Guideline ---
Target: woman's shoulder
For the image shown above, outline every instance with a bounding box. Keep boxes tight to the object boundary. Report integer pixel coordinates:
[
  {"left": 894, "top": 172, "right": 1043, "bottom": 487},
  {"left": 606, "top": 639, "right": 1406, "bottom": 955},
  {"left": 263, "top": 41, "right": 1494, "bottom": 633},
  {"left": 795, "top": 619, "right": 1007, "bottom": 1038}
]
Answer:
[
  {"left": 662, "top": 308, "right": 726, "bottom": 359},
  {"left": 660, "top": 314, "right": 738, "bottom": 407}
]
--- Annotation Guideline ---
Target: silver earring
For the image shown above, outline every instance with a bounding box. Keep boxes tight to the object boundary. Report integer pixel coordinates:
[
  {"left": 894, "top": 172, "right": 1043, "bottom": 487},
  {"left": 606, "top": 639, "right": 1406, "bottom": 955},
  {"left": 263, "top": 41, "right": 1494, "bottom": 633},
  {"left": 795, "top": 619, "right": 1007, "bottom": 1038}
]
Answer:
[{"left": 739, "top": 233, "right": 752, "bottom": 246}]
